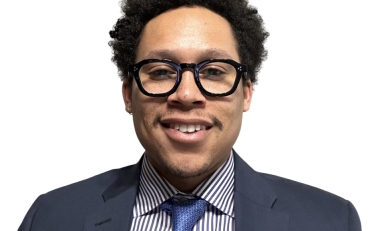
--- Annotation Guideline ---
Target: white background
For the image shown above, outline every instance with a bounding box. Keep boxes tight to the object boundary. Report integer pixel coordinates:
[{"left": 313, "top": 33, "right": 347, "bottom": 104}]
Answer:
[{"left": 1, "top": 0, "right": 383, "bottom": 230}]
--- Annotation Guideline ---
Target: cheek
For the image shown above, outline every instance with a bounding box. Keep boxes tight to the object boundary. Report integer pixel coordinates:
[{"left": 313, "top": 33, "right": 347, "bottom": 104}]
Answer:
[
  {"left": 215, "top": 94, "right": 244, "bottom": 128},
  {"left": 131, "top": 89, "right": 163, "bottom": 134},
  {"left": 225, "top": 92, "right": 245, "bottom": 129},
  {"left": 231, "top": 90, "right": 245, "bottom": 113},
  {"left": 131, "top": 88, "right": 151, "bottom": 116},
  {"left": 131, "top": 97, "right": 159, "bottom": 151},
  {"left": 131, "top": 91, "right": 150, "bottom": 131}
]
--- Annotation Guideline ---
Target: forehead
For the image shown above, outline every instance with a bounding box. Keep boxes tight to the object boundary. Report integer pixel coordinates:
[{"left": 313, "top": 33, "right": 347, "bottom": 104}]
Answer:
[{"left": 136, "top": 6, "right": 239, "bottom": 62}]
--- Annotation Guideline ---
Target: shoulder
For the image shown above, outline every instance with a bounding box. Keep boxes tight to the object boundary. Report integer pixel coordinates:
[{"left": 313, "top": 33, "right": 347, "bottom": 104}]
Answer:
[
  {"left": 233, "top": 151, "right": 361, "bottom": 230},
  {"left": 259, "top": 172, "right": 361, "bottom": 230},
  {"left": 41, "top": 164, "right": 135, "bottom": 202},
  {"left": 234, "top": 152, "right": 360, "bottom": 228},
  {"left": 260, "top": 172, "right": 345, "bottom": 205},
  {"left": 18, "top": 164, "right": 139, "bottom": 231}
]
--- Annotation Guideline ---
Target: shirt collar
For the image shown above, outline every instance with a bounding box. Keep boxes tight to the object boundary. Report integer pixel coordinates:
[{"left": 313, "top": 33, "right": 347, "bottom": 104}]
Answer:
[{"left": 135, "top": 151, "right": 235, "bottom": 217}]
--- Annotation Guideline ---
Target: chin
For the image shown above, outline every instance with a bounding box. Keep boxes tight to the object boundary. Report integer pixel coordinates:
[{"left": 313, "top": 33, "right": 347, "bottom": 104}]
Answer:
[
  {"left": 165, "top": 163, "right": 211, "bottom": 179},
  {"left": 162, "top": 155, "right": 212, "bottom": 179}
]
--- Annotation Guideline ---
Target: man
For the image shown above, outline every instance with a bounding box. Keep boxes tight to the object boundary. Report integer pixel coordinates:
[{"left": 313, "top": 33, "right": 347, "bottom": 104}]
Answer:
[{"left": 19, "top": 0, "right": 361, "bottom": 230}]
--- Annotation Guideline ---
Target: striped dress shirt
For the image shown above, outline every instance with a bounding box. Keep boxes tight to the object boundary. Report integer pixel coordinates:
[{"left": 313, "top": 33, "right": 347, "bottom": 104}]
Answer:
[{"left": 130, "top": 152, "right": 235, "bottom": 231}]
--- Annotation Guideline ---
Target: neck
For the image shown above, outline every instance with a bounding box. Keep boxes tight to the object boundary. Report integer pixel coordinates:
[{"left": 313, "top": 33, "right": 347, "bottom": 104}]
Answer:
[
  {"left": 147, "top": 153, "right": 230, "bottom": 193},
  {"left": 162, "top": 170, "right": 215, "bottom": 193}
]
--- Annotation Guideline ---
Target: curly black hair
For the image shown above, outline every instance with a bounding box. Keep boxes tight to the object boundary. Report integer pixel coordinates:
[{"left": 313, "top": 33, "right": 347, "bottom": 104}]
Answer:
[{"left": 109, "top": 0, "right": 269, "bottom": 85}]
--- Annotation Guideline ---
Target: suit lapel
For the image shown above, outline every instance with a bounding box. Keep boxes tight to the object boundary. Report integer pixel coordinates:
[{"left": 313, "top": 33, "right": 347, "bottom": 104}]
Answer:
[
  {"left": 84, "top": 157, "right": 143, "bottom": 231},
  {"left": 83, "top": 152, "right": 289, "bottom": 231},
  {"left": 234, "top": 151, "right": 289, "bottom": 231}
]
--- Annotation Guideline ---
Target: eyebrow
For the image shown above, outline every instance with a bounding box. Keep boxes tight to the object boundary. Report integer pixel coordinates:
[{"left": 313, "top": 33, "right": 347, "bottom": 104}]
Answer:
[{"left": 141, "top": 48, "right": 234, "bottom": 62}]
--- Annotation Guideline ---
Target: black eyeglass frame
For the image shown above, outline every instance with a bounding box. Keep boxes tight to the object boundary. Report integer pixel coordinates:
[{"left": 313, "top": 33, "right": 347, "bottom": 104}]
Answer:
[{"left": 128, "top": 59, "right": 248, "bottom": 97}]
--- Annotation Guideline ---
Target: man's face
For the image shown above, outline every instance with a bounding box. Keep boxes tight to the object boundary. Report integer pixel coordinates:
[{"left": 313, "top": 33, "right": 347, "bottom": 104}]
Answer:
[{"left": 123, "top": 6, "right": 252, "bottom": 187}]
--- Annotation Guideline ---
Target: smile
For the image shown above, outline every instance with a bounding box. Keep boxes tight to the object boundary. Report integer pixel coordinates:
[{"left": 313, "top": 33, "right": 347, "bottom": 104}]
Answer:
[{"left": 164, "top": 123, "right": 210, "bottom": 133}]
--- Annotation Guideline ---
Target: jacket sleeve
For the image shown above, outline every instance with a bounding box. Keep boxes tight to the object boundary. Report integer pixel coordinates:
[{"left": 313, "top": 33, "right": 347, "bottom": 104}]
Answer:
[
  {"left": 18, "top": 195, "right": 42, "bottom": 231},
  {"left": 347, "top": 200, "right": 361, "bottom": 231}
]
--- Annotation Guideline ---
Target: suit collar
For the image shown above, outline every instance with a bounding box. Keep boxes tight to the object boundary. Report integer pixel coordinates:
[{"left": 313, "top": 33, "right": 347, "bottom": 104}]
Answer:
[
  {"left": 84, "top": 157, "right": 143, "bottom": 231},
  {"left": 233, "top": 150, "right": 289, "bottom": 231},
  {"left": 83, "top": 152, "right": 289, "bottom": 231}
]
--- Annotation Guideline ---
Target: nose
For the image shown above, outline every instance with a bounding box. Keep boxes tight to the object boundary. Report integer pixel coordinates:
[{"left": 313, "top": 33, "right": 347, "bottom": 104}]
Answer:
[{"left": 167, "top": 68, "right": 206, "bottom": 108}]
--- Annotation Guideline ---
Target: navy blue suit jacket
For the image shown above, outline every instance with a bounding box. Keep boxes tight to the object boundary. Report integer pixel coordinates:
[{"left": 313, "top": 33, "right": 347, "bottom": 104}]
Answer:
[{"left": 19, "top": 151, "right": 361, "bottom": 231}]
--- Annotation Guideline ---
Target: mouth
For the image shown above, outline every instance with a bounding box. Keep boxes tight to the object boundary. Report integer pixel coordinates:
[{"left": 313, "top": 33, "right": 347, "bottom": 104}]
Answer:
[{"left": 162, "top": 123, "right": 212, "bottom": 133}]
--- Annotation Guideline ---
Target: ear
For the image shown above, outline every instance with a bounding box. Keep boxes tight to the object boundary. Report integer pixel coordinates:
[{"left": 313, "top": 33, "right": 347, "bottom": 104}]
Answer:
[
  {"left": 243, "top": 80, "right": 253, "bottom": 112},
  {"left": 122, "top": 79, "right": 132, "bottom": 114}
]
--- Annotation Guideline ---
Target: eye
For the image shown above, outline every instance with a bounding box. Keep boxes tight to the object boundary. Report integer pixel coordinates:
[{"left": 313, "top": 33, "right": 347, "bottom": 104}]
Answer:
[
  {"left": 141, "top": 63, "right": 177, "bottom": 80},
  {"left": 151, "top": 69, "right": 171, "bottom": 78},
  {"left": 204, "top": 68, "right": 222, "bottom": 76},
  {"left": 199, "top": 64, "right": 227, "bottom": 80}
]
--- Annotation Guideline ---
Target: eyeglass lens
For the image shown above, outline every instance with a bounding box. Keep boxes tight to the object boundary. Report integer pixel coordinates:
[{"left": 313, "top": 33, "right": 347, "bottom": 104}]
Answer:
[{"left": 138, "top": 61, "right": 237, "bottom": 94}]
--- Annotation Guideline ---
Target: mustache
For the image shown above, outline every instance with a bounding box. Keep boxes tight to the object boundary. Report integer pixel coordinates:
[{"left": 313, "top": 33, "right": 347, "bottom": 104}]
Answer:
[{"left": 153, "top": 112, "right": 223, "bottom": 130}]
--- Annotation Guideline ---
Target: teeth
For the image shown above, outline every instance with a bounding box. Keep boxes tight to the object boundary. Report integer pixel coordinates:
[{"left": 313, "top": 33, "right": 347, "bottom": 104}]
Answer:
[
  {"left": 187, "top": 125, "right": 195, "bottom": 132},
  {"left": 179, "top": 125, "right": 187, "bottom": 132},
  {"left": 170, "top": 124, "right": 207, "bottom": 133}
]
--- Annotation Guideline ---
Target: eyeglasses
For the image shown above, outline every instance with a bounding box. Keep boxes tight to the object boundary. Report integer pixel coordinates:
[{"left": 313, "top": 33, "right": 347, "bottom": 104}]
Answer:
[{"left": 128, "top": 59, "right": 247, "bottom": 97}]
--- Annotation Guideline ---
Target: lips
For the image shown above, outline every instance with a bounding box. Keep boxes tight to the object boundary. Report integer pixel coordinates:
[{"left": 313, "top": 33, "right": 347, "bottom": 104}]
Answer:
[
  {"left": 159, "top": 116, "right": 213, "bottom": 134},
  {"left": 159, "top": 117, "right": 213, "bottom": 143},
  {"left": 169, "top": 124, "right": 208, "bottom": 133},
  {"left": 161, "top": 123, "right": 210, "bottom": 133}
]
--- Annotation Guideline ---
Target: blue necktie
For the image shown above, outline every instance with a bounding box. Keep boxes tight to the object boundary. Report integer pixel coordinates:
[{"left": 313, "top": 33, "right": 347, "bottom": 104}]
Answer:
[{"left": 160, "top": 198, "right": 208, "bottom": 231}]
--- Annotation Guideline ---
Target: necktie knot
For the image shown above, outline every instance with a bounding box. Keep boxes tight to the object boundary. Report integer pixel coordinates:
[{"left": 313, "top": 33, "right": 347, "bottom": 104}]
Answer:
[{"left": 160, "top": 197, "right": 208, "bottom": 231}]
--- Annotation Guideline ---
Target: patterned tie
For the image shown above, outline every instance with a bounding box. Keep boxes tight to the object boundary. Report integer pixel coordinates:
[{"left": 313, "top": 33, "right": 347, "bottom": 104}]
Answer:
[{"left": 160, "top": 197, "right": 208, "bottom": 231}]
